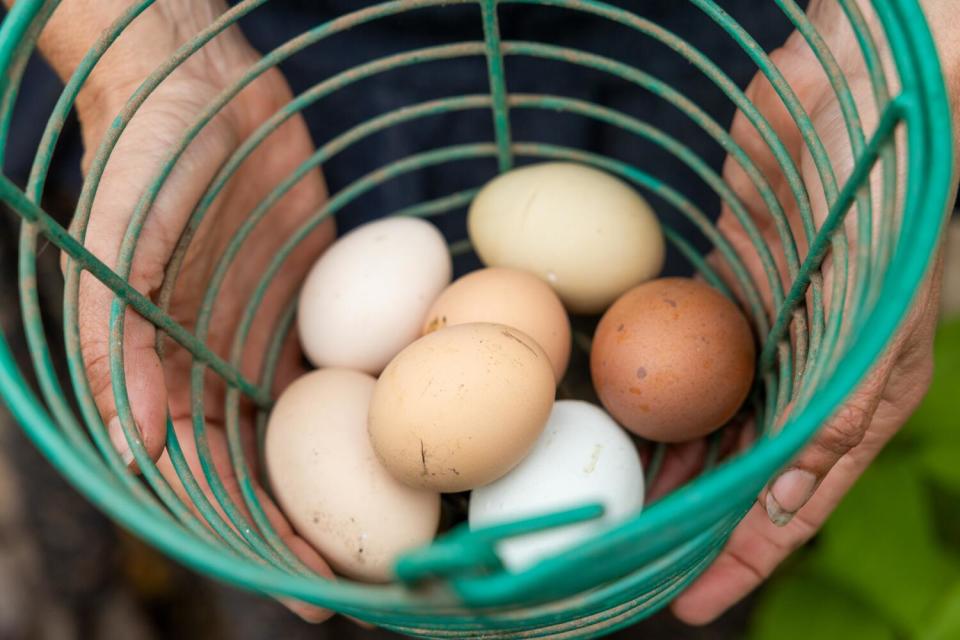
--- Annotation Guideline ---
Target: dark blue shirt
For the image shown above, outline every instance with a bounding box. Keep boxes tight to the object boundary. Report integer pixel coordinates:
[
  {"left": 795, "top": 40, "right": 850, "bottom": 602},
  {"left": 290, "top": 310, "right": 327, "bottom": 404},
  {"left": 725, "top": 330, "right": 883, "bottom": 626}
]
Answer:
[{"left": 6, "top": 1, "right": 799, "bottom": 274}]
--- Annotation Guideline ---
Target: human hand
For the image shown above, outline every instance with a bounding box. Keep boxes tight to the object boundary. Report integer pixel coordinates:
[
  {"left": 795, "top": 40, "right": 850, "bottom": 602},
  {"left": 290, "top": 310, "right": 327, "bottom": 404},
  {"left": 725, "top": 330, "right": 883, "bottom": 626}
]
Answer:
[
  {"left": 668, "top": 0, "right": 958, "bottom": 624},
  {"left": 29, "top": 0, "right": 337, "bottom": 621}
]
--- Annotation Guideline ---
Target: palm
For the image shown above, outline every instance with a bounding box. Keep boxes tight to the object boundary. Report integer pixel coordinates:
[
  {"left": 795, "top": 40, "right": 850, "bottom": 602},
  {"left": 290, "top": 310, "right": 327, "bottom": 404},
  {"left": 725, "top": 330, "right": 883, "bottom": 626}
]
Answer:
[{"left": 77, "top": 30, "right": 336, "bottom": 619}]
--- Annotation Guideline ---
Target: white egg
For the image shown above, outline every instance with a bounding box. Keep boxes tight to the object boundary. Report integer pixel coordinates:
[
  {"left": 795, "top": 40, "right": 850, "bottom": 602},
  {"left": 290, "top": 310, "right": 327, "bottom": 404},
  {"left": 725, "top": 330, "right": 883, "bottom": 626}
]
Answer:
[
  {"left": 468, "top": 400, "right": 644, "bottom": 571},
  {"left": 298, "top": 217, "right": 452, "bottom": 373},
  {"left": 266, "top": 369, "right": 440, "bottom": 582},
  {"left": 468, "top": 162, "right": 665, "bottom": 314}
]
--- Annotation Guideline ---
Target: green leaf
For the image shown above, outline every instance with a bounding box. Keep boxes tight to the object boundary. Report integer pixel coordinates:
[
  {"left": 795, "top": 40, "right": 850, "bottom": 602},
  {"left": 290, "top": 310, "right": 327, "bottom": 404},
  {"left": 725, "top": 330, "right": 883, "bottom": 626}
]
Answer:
[
  {"left": 811, "top": 456, "right": 955, "bottom": 635},
  {"left": 748, "top": 574, "right": 895, "bottom": 640},
  {"left": 923, "top": 581, "right": 960, "bottom": 640}
]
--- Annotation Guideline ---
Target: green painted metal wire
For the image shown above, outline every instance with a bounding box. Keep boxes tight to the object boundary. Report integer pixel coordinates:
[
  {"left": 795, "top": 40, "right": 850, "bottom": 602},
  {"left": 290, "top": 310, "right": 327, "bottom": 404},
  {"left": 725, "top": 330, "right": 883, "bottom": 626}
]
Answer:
[{"left": 0, "top": 0, "right": 953, "bottom": 637}]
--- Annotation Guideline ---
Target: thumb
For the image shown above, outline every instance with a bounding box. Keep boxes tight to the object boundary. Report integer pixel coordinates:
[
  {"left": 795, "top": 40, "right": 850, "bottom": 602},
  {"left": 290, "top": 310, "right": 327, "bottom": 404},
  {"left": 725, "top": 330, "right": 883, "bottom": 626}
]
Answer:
[
  {"left": 763, "top": 360, "right": 893, "bottom": 526},
  {"left": 763, "top": 249, "right": 944, "bottom": 527},
  {"left": 78, "top": 274, "right": 168, "bottom": 468}
]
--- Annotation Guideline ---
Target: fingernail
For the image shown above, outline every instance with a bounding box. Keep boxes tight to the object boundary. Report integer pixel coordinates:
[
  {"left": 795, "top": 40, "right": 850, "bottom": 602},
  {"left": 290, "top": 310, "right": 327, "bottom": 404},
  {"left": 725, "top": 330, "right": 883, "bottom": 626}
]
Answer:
[
  {"left": 765, "top": 468, "right": 817, "bottom": 527},
  {"left": 108, "top": 417, "right": 135, "bottom": 467}
]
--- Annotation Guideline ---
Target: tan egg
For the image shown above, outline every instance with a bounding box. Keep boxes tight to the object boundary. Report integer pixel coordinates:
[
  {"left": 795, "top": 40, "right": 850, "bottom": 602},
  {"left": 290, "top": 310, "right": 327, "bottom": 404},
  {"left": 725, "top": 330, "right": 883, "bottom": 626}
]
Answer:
[
  {"left": 422, "top": 267, "right": 571, "bottom": 381},
  {"left": 266, "top": 369, "right": 440, "bottom": 582},
  {"left": 467, "top": 162, "right": 664, "bottom": 314},
  {"left": 369, "top": 323, "right": 556, "bottom": 492},
  {"left": 590, "top": 278, "right": 756, "bottom": 442}
]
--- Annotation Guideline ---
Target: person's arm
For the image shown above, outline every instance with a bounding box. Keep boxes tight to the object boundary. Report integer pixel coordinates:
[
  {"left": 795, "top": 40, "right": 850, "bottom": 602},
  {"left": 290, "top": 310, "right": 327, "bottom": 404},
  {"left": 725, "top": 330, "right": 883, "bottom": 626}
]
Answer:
[{"left": 673, "top": 0, "right": 959, "bottom": 623}]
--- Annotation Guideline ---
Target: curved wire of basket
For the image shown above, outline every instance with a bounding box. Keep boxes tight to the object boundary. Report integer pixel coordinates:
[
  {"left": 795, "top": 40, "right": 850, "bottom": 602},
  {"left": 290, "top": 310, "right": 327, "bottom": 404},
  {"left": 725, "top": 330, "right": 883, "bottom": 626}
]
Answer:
[{"left": 0, "top": 0, "right": 952, "bottom": 637}]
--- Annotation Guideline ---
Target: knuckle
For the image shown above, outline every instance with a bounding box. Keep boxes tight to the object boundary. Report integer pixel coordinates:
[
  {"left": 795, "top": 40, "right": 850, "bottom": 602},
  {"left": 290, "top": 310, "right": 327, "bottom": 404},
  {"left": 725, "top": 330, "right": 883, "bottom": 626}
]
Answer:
[{"left": 819, "top": 402, "right": 870, "bottom": 455}]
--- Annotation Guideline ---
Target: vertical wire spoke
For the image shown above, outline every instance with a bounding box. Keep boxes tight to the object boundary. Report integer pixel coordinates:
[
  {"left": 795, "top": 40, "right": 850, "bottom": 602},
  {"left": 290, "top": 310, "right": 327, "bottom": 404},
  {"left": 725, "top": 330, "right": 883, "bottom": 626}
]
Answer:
[
  {"left": 157, "top": 43, "right": 486, "bottom": 338},
  {"left": 777, "top": 0, "right": 877, "bottom": 414},
  {"left": 502, "top": 0, "right": 816, "bottom": 262},
  {"left": 480, "top": 0, "right": 514, "bottom": 172},
  {"left": 835, "top": 0, "right": 899, "bottom": 368},
  {"left": 760, "top": 96, "right": 907, "bottom": 371}
]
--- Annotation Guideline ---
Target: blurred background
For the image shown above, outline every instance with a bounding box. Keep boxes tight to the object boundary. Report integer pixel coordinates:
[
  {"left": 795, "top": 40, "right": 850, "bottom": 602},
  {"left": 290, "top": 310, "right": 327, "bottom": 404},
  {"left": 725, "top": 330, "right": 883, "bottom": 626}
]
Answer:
[{"left": 1, "top": 1, "right": 959, "bottom": 638}]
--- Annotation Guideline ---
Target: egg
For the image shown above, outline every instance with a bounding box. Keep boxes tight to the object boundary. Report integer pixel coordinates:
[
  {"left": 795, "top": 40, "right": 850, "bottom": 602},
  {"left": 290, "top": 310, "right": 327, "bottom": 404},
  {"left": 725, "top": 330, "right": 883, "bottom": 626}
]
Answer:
[
  {"left": 467, "top": 162, "right": 665, "bottom": 314},
  {"left": 591, "top": 278, "right": 756, "bottom": 442},
  {"left": 298, "top": 217, "right": 452, "bottom": 374},
  {"left": 422, "top": 267, "right": 571, "bottom": 381},
  {"left": 469, "top": 400, "right": 644, "bottom": 571},
  {"left": 265, "top": 369, "right": 440, "bottom": 582},
  {"left": 368, "top": 323, "right": 556, "bottom": 492}
]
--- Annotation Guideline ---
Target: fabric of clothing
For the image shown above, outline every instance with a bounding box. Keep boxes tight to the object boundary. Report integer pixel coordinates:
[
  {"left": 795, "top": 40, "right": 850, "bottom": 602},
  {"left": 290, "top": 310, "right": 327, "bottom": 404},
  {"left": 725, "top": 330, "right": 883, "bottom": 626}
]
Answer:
[{"left": 5, "top": 1, "right": 799, "bottom": 275}]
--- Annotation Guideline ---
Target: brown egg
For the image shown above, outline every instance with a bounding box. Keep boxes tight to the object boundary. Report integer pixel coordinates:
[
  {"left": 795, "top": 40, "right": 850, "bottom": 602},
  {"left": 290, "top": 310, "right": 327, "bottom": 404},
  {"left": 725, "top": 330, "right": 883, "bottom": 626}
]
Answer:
[
  {"left": 369, "top": 323, "right": 556, "bottom": 492},
  {"left": 590, "top": 278, "right": 755, "bottom": 442},
  {"left": 422, "top": 267, "right": 571, "bottom": 381}
]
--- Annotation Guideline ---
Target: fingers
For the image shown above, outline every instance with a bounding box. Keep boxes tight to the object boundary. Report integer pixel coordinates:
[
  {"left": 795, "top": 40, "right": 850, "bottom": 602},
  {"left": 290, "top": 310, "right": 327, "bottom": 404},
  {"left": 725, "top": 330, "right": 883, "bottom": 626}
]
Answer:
[
  {"left": 763, "top": 248, "right": 943, "bottom": 527},
  {"left": 762, "top": 363, "right": 888, "bottom": 526},
  {"left": 79, "top": 278, "right": 169, "bottom": 466},
  {"left": 671, "top": 500, "right": 818, "bottom": 625},
  {"left": 673, "top": 447, "right": 869, "bottom": 625},
  {"left": 74, "top": 52, "right": 244, "bottom": 467}
]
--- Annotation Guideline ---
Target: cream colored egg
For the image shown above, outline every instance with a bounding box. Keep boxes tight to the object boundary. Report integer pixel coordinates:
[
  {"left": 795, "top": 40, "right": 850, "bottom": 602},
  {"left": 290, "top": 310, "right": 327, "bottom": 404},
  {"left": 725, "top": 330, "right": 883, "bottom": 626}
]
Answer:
[
  {"left": 369, "top": 323, "right": 556, "bottom": 492},
  {"left": 468, "top": 162, "right": 664, "bottom": 314},
  {"left": 298, "top": 217, "right": 452, "bottom": 374},
  {"left": 266, "top": 369, "right": 440, "bottom": 582},
  {"left": 422, "top": 267, "right": 571, "bottom": 381}
]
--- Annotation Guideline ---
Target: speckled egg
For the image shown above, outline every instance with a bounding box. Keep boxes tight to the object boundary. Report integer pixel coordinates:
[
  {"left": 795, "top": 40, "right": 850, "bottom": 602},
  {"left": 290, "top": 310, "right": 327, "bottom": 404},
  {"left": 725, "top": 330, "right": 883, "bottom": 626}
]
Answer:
[{"left": 590, "top": 278, "right": 755, "bottom": 442}]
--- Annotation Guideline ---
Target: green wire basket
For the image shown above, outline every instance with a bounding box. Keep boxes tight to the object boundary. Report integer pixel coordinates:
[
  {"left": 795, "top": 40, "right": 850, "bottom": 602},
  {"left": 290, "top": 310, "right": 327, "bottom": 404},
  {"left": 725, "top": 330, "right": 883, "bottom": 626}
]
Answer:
[{"left": 0, "top": 0, "right": 953, "bottom": 637}]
